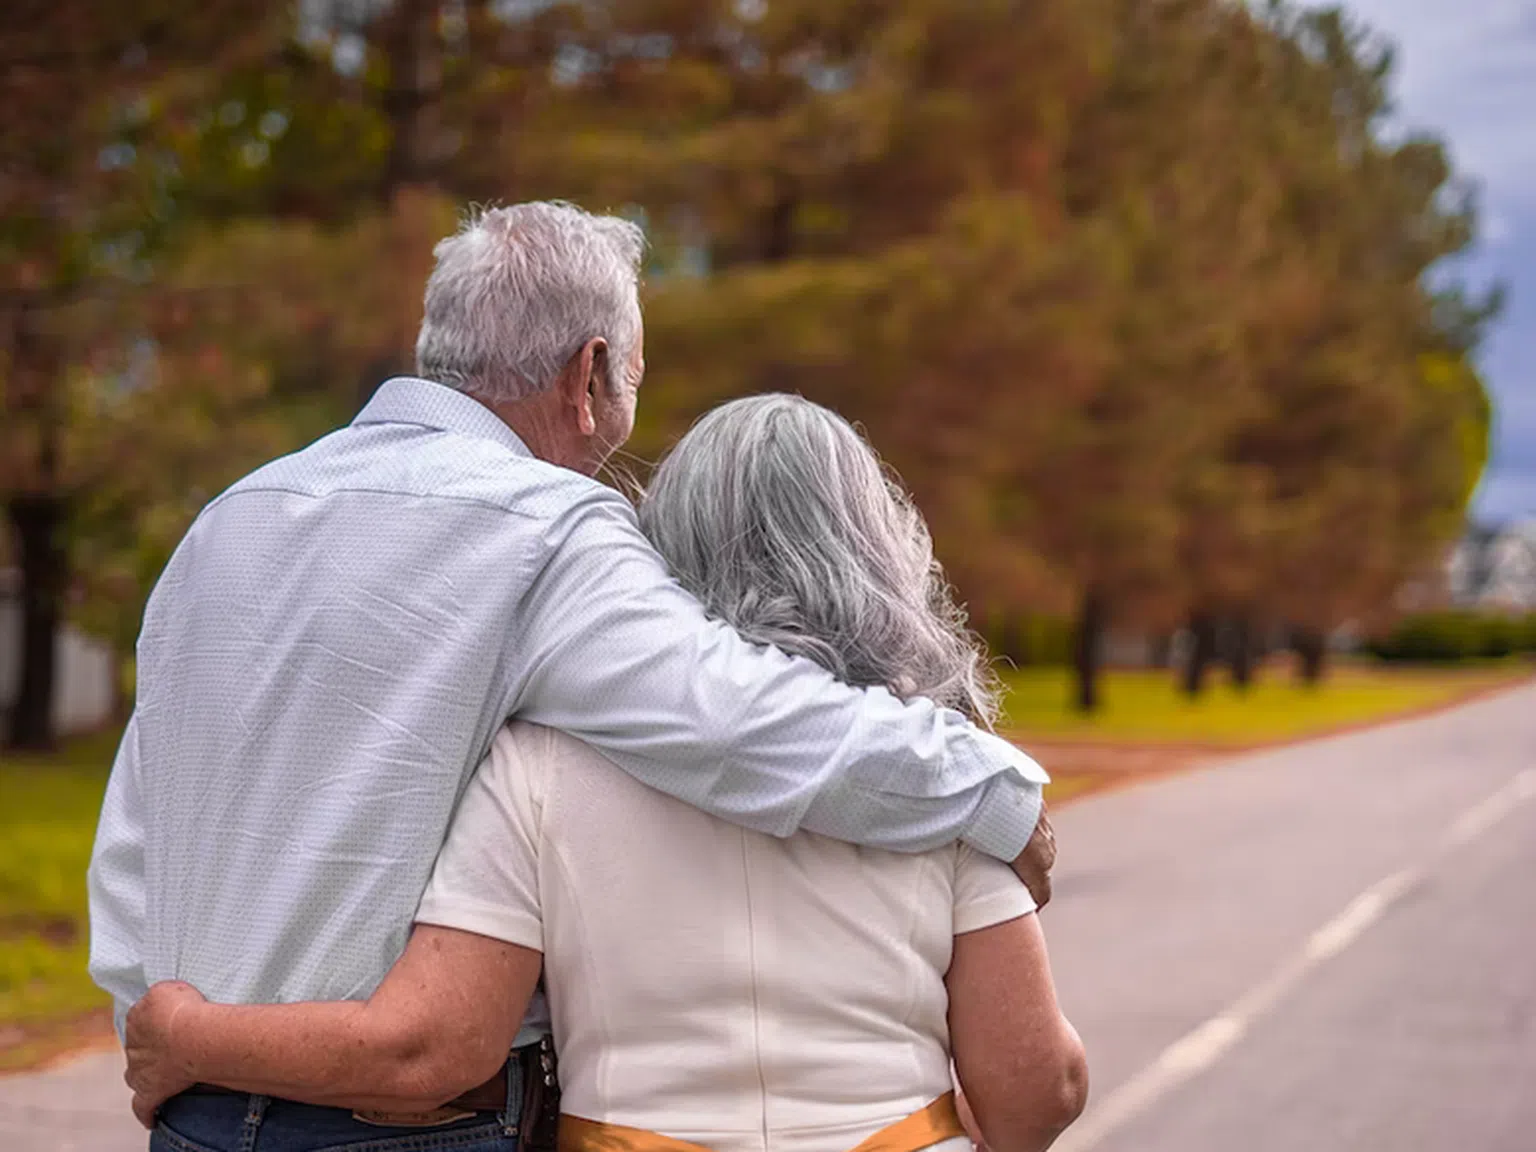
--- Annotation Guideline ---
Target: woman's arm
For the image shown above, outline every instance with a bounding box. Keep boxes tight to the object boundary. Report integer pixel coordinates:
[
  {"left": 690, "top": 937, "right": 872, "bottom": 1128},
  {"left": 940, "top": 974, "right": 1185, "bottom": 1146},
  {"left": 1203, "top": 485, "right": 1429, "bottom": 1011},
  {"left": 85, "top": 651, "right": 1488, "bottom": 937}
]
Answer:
[
  {"left": 125, "top": 925, "right": 541, "bottom": 1127},
  {"left": 947, "top": 914, "right": 1088, "bottom": 1152}
]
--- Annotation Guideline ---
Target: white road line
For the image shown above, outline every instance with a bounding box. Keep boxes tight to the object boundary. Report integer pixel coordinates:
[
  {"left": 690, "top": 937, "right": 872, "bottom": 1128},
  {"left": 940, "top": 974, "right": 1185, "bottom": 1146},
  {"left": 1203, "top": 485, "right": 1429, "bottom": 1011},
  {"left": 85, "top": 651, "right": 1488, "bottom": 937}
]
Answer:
[
  {"left": 1443, "top": 768, "right": 1536, "bottom": 849},
  {"left": 1304, "top": 869, "right": 1415, "bottom": 963},
  {"left": 1052, "top": 768, "right": 1536, "bottom": 1152}
]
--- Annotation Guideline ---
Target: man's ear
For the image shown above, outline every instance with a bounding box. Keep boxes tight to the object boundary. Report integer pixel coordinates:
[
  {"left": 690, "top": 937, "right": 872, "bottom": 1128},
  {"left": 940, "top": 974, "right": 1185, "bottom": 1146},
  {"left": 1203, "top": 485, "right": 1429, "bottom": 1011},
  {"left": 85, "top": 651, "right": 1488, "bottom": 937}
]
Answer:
[{"left": 557, "top": 337, "right": 607, "bottom": 437}]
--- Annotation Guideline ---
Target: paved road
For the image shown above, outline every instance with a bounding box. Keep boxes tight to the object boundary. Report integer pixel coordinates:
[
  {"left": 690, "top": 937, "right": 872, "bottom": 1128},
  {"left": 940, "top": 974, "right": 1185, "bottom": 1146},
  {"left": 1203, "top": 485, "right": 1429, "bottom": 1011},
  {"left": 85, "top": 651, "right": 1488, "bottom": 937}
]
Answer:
[
  {"left": 1046, "top": 679, "right": 1536, "bottom": 1152},
  {"left": 0, "top": 1047, "right": 138, "bottom": 1151},
  {"left": 4, "top": 680, "right": 1533, "bottom": 1150}
]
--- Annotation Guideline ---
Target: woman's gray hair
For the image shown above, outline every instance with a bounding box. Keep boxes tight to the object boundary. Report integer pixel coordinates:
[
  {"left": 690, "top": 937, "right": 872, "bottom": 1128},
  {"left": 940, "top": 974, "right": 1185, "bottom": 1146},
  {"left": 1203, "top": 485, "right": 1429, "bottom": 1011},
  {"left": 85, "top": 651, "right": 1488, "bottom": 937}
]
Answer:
[
  {"left": 415, "top": 201, "right": 645, "bottom": 403},
  {"left": 639, "top": 394, "right": 1000, "bottom": 724}
]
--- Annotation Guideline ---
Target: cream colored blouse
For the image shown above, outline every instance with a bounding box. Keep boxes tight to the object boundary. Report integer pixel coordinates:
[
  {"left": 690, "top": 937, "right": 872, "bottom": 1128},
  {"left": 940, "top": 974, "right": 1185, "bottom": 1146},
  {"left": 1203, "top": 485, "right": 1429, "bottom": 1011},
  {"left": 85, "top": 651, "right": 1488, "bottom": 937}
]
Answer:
[{"left": 417, "top": 722, "right": 1035, "bottom": 1152}]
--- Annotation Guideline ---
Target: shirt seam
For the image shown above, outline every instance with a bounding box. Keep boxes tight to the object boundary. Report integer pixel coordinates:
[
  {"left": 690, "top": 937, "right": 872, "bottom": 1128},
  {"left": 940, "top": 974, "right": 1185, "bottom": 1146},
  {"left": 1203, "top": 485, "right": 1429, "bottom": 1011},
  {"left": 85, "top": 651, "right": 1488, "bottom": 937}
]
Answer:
[
  {"left": 203, "top": 482, "right": 587, "bottom": 522},
  {"left": 541, "top": 763, "right": 612, "bottom": 1108},
  {"left": 740, "top": 830, "right": 771, "bottom": 1152}
]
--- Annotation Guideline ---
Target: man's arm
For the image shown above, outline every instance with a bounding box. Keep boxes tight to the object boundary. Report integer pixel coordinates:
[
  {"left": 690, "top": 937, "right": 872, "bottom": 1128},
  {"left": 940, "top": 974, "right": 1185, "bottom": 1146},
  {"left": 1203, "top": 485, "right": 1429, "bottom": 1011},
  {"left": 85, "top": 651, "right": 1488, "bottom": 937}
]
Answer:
[
  {"left": 86, "top": 713, "right": 150, "bottom": 1038},
  {"left": 123, "top": 926, "right": 537, "bottom": 1126},
  {"left": 514, "top": 494, "right": 1051, "bottom": 873}
]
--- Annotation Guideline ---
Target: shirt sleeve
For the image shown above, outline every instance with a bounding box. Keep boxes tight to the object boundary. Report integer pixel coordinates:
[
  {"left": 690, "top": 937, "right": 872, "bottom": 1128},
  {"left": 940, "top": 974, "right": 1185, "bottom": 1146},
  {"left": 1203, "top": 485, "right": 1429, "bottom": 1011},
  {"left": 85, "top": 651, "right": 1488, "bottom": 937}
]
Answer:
[
  {"left": 953, "top": 843, "right": 1038, "bottom": 935},
  {"left": 86, "top": 713, "right": 150, "bottom": 1040},
  {"left": 415, "top": 724, "right": 546, "bottom": 951},
  {"left": 511, "top": 491, "right": 1049, "bottom": 860}
]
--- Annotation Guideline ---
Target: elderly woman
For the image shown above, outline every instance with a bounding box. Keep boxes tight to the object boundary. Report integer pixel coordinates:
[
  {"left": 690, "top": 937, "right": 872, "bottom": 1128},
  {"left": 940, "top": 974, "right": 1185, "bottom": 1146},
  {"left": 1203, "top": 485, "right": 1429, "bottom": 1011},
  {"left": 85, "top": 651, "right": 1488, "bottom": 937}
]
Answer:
[{"left": 126, "top": 395, "right": 1087, "bottom": 1152}]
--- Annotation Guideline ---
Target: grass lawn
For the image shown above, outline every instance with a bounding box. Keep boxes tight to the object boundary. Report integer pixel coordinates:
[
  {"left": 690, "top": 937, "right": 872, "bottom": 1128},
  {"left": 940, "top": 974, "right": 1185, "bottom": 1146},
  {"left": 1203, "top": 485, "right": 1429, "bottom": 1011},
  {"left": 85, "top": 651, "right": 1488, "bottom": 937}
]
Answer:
[
  {"left": 1000, "top": 660, "right": 1531, "bottom": 745},
  {"left": 0, "top": 727, "right": 121, "bottom": 1070},
  {"left": 1039, "top": 771, "right": 1113, "bottom": 807}
]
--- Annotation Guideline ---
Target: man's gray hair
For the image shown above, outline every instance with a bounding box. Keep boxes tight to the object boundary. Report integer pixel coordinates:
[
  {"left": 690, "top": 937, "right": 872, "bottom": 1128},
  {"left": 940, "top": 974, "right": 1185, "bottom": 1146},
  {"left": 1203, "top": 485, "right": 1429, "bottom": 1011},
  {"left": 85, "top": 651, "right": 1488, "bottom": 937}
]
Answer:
[
  {"left": 639, "top": 394, "right": 1000, "bottom": 724},
  {"left": 415, "top": 201, "right": 645, "bottom": 402}
]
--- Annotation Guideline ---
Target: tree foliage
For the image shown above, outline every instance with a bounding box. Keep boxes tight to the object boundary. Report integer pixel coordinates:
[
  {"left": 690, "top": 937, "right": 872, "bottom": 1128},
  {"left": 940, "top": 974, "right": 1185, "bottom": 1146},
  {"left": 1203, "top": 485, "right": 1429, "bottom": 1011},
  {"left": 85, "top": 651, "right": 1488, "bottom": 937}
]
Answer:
[
  {"left": 1, "top": 0, "right": 285, "bottom": 746},
  {"left": 1, "top": 0, "right": 1499, "bottom": 745}
]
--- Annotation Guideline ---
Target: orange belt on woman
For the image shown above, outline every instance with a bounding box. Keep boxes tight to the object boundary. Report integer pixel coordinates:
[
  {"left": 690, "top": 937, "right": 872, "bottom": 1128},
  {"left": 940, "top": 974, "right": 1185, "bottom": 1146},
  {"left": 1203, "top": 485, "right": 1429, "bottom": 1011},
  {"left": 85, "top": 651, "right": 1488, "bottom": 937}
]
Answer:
[{"left": 558, "top": 1091, "right": 964, "bottom": 1152}]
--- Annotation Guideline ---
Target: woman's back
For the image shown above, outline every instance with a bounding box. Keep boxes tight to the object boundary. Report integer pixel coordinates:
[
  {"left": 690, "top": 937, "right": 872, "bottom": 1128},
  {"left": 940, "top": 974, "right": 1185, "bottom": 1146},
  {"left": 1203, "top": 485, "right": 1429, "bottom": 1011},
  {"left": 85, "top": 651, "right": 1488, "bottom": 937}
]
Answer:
[{"left": 419, "top": 721, "right": 1034, "bottom": 1152}]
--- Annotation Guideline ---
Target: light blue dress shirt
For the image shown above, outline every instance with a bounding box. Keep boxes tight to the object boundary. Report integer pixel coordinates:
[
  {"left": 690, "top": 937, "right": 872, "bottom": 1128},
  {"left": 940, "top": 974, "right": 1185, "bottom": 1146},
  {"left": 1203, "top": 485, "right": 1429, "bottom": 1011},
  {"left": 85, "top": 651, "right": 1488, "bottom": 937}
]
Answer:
[{"left": 87, "top": 378, "right": 1047, "bottom": 1036}]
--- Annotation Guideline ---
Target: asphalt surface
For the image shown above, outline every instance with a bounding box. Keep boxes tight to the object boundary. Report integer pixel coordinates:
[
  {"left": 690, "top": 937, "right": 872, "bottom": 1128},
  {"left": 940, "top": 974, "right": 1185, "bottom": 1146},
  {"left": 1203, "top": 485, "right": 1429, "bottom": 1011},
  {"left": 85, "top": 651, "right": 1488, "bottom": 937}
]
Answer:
[
  {"left": 3, "top": 679, "right": 1533, "bottom": 1151},
  {"left": 1045, "top": 678, "right": 1536, "bottom": 1152},
  {"left": 0, "top": 1047, "right": 138, "bottom": 1151}
]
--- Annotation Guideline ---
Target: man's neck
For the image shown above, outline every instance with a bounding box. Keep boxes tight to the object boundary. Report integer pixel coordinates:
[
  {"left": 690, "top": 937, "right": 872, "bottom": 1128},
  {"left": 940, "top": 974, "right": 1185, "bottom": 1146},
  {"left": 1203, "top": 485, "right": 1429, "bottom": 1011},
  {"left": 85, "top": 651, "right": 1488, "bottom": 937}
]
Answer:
[{"left": 473, "top": 392, "right": 584, "bottom": 474}]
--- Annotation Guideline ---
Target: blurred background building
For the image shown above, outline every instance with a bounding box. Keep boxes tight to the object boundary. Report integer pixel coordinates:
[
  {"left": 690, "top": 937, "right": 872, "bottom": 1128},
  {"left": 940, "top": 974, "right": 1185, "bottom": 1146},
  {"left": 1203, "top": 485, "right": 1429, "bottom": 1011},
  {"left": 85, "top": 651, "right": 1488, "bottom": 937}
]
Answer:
[{"left": 1447, "top": 520, "right": 1536, "bottom": 611}]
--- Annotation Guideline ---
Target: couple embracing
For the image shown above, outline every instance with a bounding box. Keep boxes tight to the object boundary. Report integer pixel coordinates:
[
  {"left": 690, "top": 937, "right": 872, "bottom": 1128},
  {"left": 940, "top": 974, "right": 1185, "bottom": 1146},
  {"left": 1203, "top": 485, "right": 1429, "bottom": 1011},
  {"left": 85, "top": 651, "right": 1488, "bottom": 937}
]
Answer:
[{"left": 88, "top": 201, "right": 1086, "bottom": 1152}]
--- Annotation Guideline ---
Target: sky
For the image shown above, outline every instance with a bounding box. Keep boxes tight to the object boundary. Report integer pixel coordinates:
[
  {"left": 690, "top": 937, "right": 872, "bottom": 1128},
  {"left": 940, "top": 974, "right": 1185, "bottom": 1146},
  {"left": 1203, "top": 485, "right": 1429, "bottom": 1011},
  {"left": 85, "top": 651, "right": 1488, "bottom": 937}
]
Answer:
[{"left": 1333, "top": 0, "right": 1536, "bottom": 524}]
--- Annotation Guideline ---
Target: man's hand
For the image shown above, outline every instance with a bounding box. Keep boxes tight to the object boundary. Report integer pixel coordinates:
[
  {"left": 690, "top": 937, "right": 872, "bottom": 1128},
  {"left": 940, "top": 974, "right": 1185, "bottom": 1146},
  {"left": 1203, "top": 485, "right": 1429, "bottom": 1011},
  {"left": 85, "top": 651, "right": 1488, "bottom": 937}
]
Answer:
[
  {"left": 1010, "top": 804, "right": 1056, "bottom": 908},
  {"left": 124, "top": 980, "right": 206, "bottom": 1129}
]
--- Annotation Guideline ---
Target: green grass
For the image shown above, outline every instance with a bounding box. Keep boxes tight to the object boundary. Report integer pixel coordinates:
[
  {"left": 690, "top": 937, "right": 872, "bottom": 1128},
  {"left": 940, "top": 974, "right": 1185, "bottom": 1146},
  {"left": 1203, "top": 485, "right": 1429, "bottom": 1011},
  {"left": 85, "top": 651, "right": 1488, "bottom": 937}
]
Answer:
[
  {"left": 999, "top": 661, "right": 1531, "bottom": 745},
  {"left": 0, "top": 728, "right": 121, "bottom": 1066},
  {"left": 1040, "top": 771, "right": 1110, "bottom": 806}
]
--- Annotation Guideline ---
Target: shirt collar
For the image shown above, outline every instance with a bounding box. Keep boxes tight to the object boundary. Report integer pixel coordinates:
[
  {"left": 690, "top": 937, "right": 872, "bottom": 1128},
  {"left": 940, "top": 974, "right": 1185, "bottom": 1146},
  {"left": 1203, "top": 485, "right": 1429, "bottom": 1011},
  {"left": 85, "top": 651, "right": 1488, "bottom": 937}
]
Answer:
[{"left": 353, "top": 377, "right": 533, "bottom": 458}]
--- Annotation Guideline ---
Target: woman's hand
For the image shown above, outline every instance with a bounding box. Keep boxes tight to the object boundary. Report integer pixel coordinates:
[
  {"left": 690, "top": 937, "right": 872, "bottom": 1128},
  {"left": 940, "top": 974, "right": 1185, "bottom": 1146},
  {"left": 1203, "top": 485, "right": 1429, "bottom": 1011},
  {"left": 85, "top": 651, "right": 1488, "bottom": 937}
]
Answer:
[{"left": 124, "top": 980, "right": 207, "bottom": 1129}]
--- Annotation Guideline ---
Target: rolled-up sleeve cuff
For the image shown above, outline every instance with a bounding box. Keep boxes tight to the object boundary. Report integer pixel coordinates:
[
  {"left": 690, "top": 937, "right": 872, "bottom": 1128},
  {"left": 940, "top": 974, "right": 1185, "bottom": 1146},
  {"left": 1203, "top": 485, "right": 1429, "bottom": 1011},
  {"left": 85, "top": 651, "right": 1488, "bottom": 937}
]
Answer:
[{"left": 960, "top": 734, "right": 1049, "bottom": 861}]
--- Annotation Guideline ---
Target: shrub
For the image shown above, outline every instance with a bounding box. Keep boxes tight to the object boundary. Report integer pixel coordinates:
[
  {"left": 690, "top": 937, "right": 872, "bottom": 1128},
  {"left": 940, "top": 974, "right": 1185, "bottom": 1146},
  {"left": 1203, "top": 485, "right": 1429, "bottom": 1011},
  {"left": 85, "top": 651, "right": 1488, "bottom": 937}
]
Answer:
[
  {"left": 1367, "top": 610, "right": 1534, "bottom": 663},
  {"left": 985, "top": 614, "right": 1074, "bottom": 667}
]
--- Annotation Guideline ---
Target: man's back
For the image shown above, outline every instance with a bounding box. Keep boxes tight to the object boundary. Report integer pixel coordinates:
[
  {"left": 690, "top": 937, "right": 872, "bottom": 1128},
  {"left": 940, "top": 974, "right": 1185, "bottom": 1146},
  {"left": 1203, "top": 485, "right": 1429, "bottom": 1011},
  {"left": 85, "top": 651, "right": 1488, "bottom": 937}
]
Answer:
[{"left": 98, "top": 385, "right": 585, "bottom": 1012}]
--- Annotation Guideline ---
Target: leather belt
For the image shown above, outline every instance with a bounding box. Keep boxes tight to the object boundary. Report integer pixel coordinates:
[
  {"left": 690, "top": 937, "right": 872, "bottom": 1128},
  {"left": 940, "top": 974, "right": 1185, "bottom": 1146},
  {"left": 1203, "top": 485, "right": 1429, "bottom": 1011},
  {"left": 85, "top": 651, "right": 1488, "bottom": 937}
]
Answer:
[
  {"left": 558, "top": 1091, "right": 963, "bottom": 1152},
  {"left": 186, "top": 1035, "right": 557, "bottom": 1126},
  {"left": 186, "top": 1067, "right": 507, "bottom": 1111},
  {"left": 447, "top": 1061, "right": 510, "bottom": 1111}
]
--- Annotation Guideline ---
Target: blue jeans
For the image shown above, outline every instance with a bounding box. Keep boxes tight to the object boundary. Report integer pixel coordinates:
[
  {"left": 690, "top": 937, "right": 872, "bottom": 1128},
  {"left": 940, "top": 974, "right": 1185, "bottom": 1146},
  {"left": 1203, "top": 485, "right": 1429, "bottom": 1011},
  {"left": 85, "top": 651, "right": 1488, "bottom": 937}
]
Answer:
[{"left": 149, "top": 1066, "right": 521, "bottom": 1152}]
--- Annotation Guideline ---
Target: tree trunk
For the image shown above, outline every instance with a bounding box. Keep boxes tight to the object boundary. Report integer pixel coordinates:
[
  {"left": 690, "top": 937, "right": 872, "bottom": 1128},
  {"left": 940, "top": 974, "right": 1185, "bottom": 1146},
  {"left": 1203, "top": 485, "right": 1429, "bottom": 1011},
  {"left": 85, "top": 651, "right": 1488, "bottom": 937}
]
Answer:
[
  {"left": 5, "top": 295, "right": 67, "bottom": 752},
  {"left": 1181, "top": 611, "right": 1216, "bottom": 697},
  {"left": 1014, "top": 617, "right": 1030, "bottom": 666},
  {"left": 1073, "top": 588, "right": 1106, "bottom": 713},
  {"left": 1294, "top": 628, "right": 1328, "bottom": 686},
  {"left": 1229, "top": 614, "right": 1255, "bottom": 691},
  {"left": 378, "top": 0, "right": 441, "bottom": 199},
  {"left": 6, "top": 493, "right": 65, "bottom": 751},
  {"left": 990, "top": 613, "right": 1025, "bottom": 666},
  {"left": 356, "top": 352, "right": 405, "bottom": 413},
  {"left": 111, "top": 652, "right": 131, "bottom": 723},
  {"left": 761, "top": 189, "right": 797, "bottom": 262}
]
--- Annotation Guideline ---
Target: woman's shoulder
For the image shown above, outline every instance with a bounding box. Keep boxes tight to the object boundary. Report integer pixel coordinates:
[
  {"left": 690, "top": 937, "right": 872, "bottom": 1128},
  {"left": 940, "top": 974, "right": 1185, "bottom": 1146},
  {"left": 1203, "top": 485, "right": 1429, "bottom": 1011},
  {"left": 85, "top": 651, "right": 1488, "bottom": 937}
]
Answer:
[{"left": 952, "top": 843, "right": 1037, "bottom": 934}]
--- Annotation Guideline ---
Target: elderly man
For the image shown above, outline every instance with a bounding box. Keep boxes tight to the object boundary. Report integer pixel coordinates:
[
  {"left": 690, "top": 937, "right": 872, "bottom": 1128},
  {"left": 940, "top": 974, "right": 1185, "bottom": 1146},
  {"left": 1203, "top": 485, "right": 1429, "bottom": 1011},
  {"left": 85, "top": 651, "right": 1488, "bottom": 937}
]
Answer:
[{"left": 89, "top": 202, "right": 1053, "bottom": 1152}]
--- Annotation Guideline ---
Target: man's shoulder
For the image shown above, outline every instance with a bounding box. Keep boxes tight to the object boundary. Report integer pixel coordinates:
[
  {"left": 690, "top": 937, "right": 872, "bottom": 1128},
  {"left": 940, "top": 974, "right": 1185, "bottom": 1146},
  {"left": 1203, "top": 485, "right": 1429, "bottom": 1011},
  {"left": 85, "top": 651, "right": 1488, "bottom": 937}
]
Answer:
[
  {"left": 396, "top": 431, "right": 618, "bottom": 521},
  {"left": 212, "top": 423, "right": 625, "bottom": 523}
]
